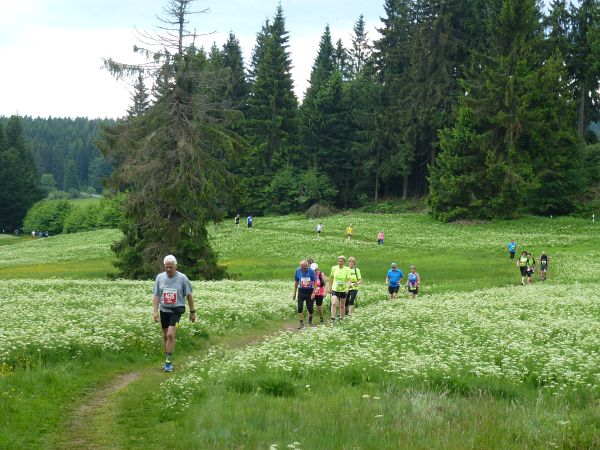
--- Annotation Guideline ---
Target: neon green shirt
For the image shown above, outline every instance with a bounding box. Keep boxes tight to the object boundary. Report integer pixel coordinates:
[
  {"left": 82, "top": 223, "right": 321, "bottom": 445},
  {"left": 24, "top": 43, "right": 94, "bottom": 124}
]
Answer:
[
  {"left": 349, "top": 267, "right": 362, "bottom": 291},
  {"left": 330, "top": 265, "right": 352, "bottom": 292}
]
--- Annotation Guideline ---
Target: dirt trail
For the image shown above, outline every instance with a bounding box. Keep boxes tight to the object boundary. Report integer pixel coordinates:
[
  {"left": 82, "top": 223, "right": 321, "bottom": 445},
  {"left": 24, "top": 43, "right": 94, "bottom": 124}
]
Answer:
[
  {"left": 58, "top": 320, "right": 298, "bottom": 448},
  {"left": 60, "top": 371, "right": 142, "bottom": 449}
]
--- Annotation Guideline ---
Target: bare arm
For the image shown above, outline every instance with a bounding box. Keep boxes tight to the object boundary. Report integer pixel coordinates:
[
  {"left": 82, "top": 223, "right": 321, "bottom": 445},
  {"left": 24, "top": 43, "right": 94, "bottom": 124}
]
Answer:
[
  {"left": 187, "top": 294, "right": 196, "bottom": 322},
  {"left": 152, "top": 295, "right": 159, "bottom": 322},
  {"left": 293, "top": 281, "right": 299, "bottom": 299}
]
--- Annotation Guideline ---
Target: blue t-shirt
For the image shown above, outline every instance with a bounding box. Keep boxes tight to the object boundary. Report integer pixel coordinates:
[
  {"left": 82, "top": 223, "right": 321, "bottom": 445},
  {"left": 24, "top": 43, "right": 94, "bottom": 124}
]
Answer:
[
  {"left": 387, "top": 269, "right": 403, "bottom": 287},
  {"left": 295, "top": 267, "right": 317, "bottom": 290},
  {"left": 508, "top": 242, "right": 516, "bottom": 252}
]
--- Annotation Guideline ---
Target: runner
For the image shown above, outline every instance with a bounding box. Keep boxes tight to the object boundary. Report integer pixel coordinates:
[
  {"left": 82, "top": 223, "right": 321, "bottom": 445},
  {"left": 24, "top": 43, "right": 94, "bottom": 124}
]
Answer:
[
  {"left": 346, "top": 224, "right": 353, "bottom": 241},
  {"left": 377, "top": 230, "right": 384, "bottom": 245},
  {"left": 311, "top": 262, "right": 327, "bottom": 324},
  {"left": 316, "top": 223, "right": 323, "bottom": 238},
  {"left": 329, "top": 255, "right": 352, "bottom": 323},
  {"left": 539, "top": 251, "right": 550, "bottom": 280},
  {"left": 293, "top": 259, "right": 317, "bottom": 328},
  {"left": 152, "top": 255, "right": 196, "bottom": 372},
  {"left": 526, "top": 252, "right": 536, "bottom": 284},
  {"left": 386, "top": 263, "right": 403, "bottom": 299},
  {"left": 345, "top": 256, "right": 362, "bottom": 317},
  {"left": 247, "top": 214, "right": 253, "bottom": 228},
  {"left": 517, "top": 251, "right": 528, "bottom": 285},
  {"left": 406, "top": 265, "right": 421, "bottom": 299},
  {"left": 508, "top": 239, "right": 517, "bottom": 259},
  {"left": 234, "top": 214, "right": 240, "bottom": 228}
]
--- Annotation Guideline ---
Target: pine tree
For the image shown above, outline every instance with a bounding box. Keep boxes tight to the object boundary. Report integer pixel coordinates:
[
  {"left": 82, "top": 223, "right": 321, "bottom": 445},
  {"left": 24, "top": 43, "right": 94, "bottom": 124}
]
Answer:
[
  {"left": 222, "top": 32, "right": 249, "bottom": 109},
  {"left": 568, "top": 0, "right": 600, "bottom": 139},
  {"left": 0, "top": 116, "right": 44, "bottom": 231},
  {"left": 348, "top": 14, "right": 370, "bottom": 78},
  {"left": 246, "top": 5, "right": 298, "bottom": 173},
  {"left": 127, "top": 74, "right": 150, "bottom": 117},
  {"left": 101, "top": 0, "right": 243, "bottom": 279},
  {"left": 303, "top": 25, "right": 335, "bottom": 104}
]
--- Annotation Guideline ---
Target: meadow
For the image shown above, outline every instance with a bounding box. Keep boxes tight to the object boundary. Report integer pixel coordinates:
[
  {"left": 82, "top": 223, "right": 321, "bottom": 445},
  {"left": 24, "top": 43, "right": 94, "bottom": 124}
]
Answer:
[{"left": 0, "top": 212, "right": 599, "bottom": 448}]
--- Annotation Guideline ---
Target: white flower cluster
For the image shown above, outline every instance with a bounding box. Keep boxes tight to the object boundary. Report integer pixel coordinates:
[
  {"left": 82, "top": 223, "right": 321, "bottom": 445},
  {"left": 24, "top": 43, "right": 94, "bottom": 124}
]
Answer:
[
  {"left": 0, "top": 279, "right": 294, "bottom": 366},
  {"left": 164, "top": 282, "right": 600, "bottom": 410}
]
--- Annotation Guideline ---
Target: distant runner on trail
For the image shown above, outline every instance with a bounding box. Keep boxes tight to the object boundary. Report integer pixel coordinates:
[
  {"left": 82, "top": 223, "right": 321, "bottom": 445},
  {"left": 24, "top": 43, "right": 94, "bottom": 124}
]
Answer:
[
  {"left": 517, "top": 251, "right": 529, "bottom": 285},
  {"left": 406, "top": 265, "right": 421, "bottom": 299},
  {"left": 293, "top": 259, "right": 317, "bottom": 329},
  {"left": 508, "top": 240, "right": 517, "bottom": 259},
  {"left": 377, "top": 230, "right": 384, "bottom": 245},
  {"left": 345, "top": 257, "right": 362, "bottom": 317},
  {"left": 329, "top": 255, "right": 352, "bottom": 323},
  {"left": 346, "top": 224, "right": 353, "bottom": 241},
  {"left": 247, "top": 215, "right": 253, "bottom": 228},
  {"left": 311, "top": 263, "right": 327, "bottom": 324},
  {"left": 316, "top": 223, "right": 323, "bottom": 238},
  {"left": 152, "top": 255, "right": 196, "bottom": 372},
  {"left": 386, "top": 263, "right": 403, "bottom": 300},
  {"left": 539, "top": 251, "right": 550, "bottom": 280},
  {"left": 234, "top": 214, "right": 240, "bottom": 228}
]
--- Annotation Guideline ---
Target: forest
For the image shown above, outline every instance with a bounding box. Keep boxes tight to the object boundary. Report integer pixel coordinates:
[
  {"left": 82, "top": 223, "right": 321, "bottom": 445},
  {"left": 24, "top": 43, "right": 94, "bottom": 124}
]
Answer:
[{"left": 2, "top": 0, "right": 600, "bottom": 249}]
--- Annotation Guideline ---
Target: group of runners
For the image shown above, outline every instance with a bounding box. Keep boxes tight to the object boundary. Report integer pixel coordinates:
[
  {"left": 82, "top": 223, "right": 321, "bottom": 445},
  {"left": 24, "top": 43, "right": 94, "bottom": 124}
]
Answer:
[
  {"left": 508, "top": 240, "right": 551, "bottom": 284},
  {"left": 293, "top": 256, "right": 421, "bottom": 329}
]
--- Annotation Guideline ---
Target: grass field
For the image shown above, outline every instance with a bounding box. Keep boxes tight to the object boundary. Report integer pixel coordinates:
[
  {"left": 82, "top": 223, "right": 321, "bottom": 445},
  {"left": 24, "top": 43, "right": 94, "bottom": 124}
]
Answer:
[{"left": 1, "top": 212, "right": 599, "bottom": 448}]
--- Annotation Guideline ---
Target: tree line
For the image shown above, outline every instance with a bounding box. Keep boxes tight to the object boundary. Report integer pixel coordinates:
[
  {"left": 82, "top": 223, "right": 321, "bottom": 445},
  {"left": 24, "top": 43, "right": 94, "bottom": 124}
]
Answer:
[{"left": 109, "top": 0, "right": 600, "bottom": 220}]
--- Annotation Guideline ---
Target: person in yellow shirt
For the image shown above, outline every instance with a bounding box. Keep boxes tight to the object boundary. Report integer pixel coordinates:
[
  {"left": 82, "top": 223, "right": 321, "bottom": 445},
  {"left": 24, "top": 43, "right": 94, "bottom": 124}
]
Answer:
[
  {"left": 345, "top": 256, "right": 362, "bottom": 317},
  {"left": 346, "top": 224, "right": 353, "bottom": 241},
  {"left": 329, "top": 255, "right": 352, "bottom": 323}
]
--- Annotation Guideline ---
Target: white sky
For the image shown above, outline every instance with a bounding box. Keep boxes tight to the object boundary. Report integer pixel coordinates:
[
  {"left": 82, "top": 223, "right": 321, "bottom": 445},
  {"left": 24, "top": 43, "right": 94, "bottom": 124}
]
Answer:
[{"left": 0, "top": 0, "right": 384, "bottom": 119}]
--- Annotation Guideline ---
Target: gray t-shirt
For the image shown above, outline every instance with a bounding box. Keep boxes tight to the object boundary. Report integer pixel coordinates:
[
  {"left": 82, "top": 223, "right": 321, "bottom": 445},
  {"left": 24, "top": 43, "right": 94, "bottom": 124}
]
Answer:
[{"left": 153, "top": 271, "right": 193, "bottom": 312}]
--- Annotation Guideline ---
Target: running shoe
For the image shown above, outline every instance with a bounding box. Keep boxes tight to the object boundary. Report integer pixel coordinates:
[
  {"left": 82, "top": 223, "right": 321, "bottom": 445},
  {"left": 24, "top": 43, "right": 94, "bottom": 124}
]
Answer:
[
  {"left": 163, "top": 362, "right": 173, "bottom": 372},
  {"left": 297, "top": 322, "right": 304, "bottom": 330}
]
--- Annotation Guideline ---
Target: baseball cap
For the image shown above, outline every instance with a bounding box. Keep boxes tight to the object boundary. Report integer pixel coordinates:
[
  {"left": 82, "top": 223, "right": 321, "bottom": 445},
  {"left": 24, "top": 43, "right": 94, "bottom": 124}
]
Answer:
[
  {"left": 391, "top": 262, "right": 397, "bottom": 267},
  {"left": 310, "top": 263, "right": 318, "bottom": 270}
]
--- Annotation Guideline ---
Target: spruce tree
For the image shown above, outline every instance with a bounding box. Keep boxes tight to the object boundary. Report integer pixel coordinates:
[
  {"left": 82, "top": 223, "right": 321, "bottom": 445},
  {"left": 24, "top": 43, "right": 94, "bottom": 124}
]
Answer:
[
  {"left": 222, "top": 32, "right": 249, "bottom": 109},
  {"left": 100, "top": 0, "right": 243, "bottom": 279},
  {"left": 348, "top": 14, "right": 370, "bottom": 78},
  {"left": 0, "top": 116, "right": 44, "bottom": 231},
  {"left": 127, "top": 74, "right": 150, "bottom": 117}
]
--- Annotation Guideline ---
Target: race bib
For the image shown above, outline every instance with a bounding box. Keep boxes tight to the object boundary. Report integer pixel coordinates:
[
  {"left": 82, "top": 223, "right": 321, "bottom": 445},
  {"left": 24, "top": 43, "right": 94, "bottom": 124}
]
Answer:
[
  {"left": 300, "top": 277, "right": 311, "bottom": 288},
  {"left": 163, "top": 288, "right": 177, "bottom": 305}
]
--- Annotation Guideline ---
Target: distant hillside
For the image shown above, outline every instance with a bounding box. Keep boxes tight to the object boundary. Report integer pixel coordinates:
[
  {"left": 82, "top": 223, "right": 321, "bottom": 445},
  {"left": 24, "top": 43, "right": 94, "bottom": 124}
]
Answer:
[{"left": 0, "top": 116, "right": 116, "bottom": 192}]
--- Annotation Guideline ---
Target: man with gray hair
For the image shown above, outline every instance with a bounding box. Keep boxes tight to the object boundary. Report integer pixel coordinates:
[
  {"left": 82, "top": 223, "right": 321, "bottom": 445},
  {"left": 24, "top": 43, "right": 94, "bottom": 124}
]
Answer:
[{"left": 152, "top": 255, "right": 196, "bottom": 372}]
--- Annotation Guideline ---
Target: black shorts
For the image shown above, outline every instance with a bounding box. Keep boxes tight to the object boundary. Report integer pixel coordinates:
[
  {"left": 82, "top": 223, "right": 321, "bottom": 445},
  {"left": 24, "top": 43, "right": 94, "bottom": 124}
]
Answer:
[
  {"left": 388, "top": 286, "right": 400, "bottom": 295},
  {"left": 160, "top": 306, "right": 185, "bottom": 329},
  {"left": 519, "top": 266, "right": 528, "bottom": 276},
  {"left": 407, "top": 286, "right": 419, "bottom": 296},
  {"left": 346, "top": 290, "right": 358, "bottom": 305},
  {"left": 331, "top": 290, "right": 347, "bottom": 300},
  {"left": 540, "top": 263, "right": 548, "bottom": 272},
  {"left": 314, "top": 295, "right": 324, "bottom": 306},
  {"left": 297, "top": 290, "right": 314, "bottom": 314},
  {"left": 509, "top": 251, "right": 515, "bottom": 259}
]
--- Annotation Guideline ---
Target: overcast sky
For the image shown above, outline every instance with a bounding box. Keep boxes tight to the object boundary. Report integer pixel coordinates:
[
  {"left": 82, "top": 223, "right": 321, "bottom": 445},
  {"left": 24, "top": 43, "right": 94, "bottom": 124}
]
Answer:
[{"left": 0, "top": 0, "right": 384, "bottom": 119}]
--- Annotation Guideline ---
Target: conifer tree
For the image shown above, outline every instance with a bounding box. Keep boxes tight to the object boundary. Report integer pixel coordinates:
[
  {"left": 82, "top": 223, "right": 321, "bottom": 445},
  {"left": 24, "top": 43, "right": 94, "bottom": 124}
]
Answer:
[
  {"left": 348, "top": 14, "right": 370, "bottom": 78},
  {"left": 222, "top": 32, "right": 249, "bottom": 109},
  {"left": 100, "top": 0, "right": 243, "bottom": 279},
  {"left": 0, "top": 116, "right": 44, "bottom": 231},
  {"left": 127, "top": 74, "right": 150, "bottom": 117}
]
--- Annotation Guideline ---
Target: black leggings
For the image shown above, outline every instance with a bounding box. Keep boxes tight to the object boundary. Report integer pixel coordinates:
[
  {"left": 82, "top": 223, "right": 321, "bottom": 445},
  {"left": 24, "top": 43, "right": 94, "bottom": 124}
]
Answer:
[
  {"left": 346, "top": 290, "right": 358, "bottom": 306},
  {"left": 297, "top": 290, "right": 314, "bottom": 314}
]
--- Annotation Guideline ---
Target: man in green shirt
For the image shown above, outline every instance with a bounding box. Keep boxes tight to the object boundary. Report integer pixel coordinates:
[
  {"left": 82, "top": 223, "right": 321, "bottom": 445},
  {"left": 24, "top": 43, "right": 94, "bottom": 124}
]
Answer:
[{"left": 329, "top": 255, "right": 352, "bottom": 323}]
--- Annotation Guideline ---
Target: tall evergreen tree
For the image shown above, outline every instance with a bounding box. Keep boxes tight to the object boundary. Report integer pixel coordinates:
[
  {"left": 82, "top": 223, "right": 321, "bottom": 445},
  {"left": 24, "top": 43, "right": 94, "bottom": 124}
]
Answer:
[
  {"left": 0, "top": 116, "right": 44, "bottom": 231},
  {"left": 222, "top": 32, "right": 249, "bottom": 109},
  {"left": 568, "top": 0, "right": 600, "bottom": 139},
  {"left": 127, "top": 74, "right": 150, "bottom": 117},
  {"left": 101, "top": 0, "right": 243, "bottom": 279},
  {"left": 348, "top": 14, "right": 370, "bottom": 78},
  {"left": 246, "top": 5, "right": 298, "bottom": 174}
]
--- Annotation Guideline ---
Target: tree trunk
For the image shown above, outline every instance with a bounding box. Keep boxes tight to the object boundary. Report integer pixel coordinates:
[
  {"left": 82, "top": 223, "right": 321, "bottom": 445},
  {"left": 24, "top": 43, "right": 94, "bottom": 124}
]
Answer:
[
  {"left": 578, "top": 87, "right": 586, "bottom": 138},
  {"left": 402, "top": 174, "right": 409, "bottom": 200}
]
